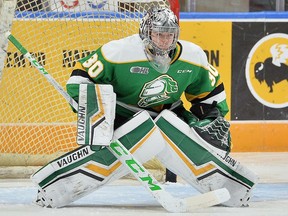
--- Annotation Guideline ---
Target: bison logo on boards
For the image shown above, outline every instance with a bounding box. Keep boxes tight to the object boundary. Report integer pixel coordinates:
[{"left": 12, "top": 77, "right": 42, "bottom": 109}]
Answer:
[{"left": 245, "top": 33, "right": 288, "bottom": 108}]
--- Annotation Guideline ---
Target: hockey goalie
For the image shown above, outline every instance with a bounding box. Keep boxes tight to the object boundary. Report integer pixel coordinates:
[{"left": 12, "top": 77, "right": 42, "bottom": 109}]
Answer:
[{"left": 31, "top": 7, "right": 258, "bottom": 208}]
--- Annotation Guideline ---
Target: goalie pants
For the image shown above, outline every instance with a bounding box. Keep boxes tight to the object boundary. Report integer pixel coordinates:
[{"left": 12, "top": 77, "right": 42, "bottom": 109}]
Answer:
[{"left": 31, "top": 110, "right": 258, "bottom": 208}]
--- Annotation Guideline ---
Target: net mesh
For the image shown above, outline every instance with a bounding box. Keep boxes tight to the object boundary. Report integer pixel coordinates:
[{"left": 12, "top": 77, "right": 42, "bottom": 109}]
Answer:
[{"left": 0, "top": 0, "right": 177, "bottom": 174}]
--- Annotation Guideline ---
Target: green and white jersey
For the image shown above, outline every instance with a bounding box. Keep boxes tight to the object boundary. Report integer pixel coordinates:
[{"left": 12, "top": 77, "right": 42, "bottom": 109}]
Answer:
[{"left": 67, "top": 34, "right": 228, "bottom": 118}]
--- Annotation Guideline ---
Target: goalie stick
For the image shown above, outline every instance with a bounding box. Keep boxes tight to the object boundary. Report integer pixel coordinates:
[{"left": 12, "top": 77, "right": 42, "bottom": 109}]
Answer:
[{"left": 6, "top": 32, "right": 230, "bottom": 212}]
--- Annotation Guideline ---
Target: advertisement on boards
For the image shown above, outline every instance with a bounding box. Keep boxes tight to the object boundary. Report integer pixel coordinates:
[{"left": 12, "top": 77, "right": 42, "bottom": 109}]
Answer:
[{"left": 231, "top": 22, "right": 288, "bottom": 120}]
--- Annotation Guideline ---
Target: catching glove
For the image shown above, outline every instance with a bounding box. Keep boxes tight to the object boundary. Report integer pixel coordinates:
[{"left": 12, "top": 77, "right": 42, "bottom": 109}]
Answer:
[{"left": 182, "top": 108, "right": 231, "bottom": 156}]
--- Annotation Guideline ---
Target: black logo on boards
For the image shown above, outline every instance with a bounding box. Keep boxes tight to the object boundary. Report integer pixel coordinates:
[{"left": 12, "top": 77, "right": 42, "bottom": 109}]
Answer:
[
  {"left": 62, "top": 50, "right": 91, "bottom": 67},
  {"left": 254, "top": 44, "right": 288, "bottom": 93},
  {"left": 246, "top": 33, "right": 288, "bottom": 108},
  {"left": 4, "top": 50, "right": 91, "bottom": 68},
  {"left": 5, "top": 52, "right": 45, "bottom": 67}
]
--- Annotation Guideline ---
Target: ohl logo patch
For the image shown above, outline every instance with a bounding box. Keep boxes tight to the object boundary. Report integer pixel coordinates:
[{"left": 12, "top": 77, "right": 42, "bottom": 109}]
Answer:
[{"left": 245, "top": 33, "right": 288, "bottom": 108}]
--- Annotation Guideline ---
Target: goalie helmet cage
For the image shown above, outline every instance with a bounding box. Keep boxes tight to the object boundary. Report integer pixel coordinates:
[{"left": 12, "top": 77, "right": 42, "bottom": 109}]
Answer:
[{"left": 0, "top": 0, "right": 179, "bottom": 178}]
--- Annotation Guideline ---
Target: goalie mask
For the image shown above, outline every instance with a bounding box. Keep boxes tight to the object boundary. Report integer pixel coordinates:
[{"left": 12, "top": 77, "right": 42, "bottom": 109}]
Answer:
[{"left": 140, "top": 7, "right": 179, "bottom": 74}]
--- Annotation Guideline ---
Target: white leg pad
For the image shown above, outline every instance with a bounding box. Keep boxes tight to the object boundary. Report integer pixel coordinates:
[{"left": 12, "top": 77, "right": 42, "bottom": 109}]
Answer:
[
  {"left": 155, "top": 110, "right": 259, "bottom": 207},
  {"left": 32, "top": 111, "right": 165, "bottom": 208}
]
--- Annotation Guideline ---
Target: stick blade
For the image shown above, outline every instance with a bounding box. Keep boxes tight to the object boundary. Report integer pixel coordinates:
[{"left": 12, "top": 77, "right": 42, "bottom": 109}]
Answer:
[
  {"left": 155, "top": 187, "right": 230, "bottom": 213},
  {"left": 184, "top": 188, "right": 230, "bottom": 211}
]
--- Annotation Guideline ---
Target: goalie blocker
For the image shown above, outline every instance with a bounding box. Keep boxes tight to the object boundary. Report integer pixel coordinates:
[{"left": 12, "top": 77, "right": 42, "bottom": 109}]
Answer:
[
  {"left": 77, "top": 84, "right": 116, "bottom": 146},
  {"left": 31, "top": 84, "right": 258, "bottom": 207}
]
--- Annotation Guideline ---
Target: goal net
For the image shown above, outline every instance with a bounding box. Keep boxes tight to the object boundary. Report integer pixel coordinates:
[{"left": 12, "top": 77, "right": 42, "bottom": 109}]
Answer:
[{"left": 0, "top": 0, "right": 179, "bottom": 178}]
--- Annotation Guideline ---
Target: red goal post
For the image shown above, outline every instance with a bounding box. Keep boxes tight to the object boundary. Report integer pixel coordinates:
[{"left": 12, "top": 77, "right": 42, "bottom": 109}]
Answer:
[{"left": 168, "top": 0, "right": 180, "bottom": 20}]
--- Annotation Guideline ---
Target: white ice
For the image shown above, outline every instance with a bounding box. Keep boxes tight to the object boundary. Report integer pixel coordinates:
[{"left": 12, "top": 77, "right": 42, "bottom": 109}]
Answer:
[{"left": 0, "top": 152, "right": 288, "bottom": 216}]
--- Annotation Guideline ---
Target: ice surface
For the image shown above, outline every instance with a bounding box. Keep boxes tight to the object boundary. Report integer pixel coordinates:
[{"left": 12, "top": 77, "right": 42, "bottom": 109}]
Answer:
[{"left": 0, "top": 153, "right": 287, "bottom": 216}]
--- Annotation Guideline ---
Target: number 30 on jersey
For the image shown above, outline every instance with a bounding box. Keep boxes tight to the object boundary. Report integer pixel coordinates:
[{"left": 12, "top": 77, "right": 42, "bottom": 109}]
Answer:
[
  {"left": 208, "top": 64, "right": 219, "bottom": 86},
  {"left": 82, "top": 53, "right": 104, "bottom": 78}
]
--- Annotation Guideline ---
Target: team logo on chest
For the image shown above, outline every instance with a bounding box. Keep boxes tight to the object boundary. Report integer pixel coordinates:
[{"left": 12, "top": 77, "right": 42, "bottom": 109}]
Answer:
[{"left": 138, "top": 75, "right": 178, "bottom": 107}]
